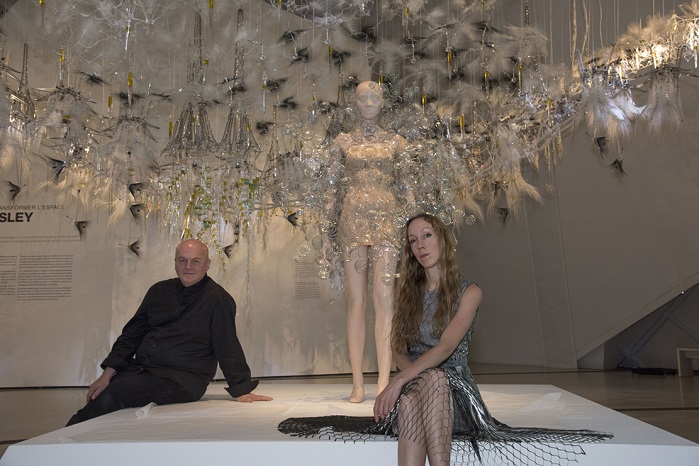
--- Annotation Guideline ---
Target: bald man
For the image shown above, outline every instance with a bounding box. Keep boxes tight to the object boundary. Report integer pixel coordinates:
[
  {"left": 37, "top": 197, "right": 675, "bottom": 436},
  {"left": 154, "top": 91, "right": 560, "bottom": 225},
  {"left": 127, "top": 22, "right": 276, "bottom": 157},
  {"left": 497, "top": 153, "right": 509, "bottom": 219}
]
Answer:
[{"left": 67, "top": 239, "right": 270, "bottom": 426}]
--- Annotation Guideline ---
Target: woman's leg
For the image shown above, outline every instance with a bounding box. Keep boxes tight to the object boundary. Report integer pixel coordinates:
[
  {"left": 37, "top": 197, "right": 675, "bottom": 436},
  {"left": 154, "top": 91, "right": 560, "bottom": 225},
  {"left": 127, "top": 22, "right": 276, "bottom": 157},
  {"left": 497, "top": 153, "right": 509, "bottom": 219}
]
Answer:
[
  {"left": 344, "top": 246, "right": 369, "bottom": 402},
  {"left": 396, "top": 368, "right": 452, "bottom": 466},
  {"left": 371, "top": 245, "right": 399, "bottom": 396},
  {"left": 398, "top": 388, "right": 427, "bottom": 466}
]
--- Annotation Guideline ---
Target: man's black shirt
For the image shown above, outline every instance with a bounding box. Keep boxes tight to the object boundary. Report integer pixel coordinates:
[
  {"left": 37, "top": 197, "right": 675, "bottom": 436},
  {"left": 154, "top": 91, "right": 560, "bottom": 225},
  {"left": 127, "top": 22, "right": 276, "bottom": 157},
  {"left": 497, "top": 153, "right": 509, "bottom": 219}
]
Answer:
[{"left": 102, "top": 275, "right": 258, "bottom": 398}]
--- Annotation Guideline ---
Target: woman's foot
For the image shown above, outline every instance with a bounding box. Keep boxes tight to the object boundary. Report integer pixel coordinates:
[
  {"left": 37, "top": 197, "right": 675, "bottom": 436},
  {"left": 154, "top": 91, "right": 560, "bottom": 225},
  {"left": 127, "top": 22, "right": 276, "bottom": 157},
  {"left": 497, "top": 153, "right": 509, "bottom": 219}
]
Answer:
[{"left": 349, "top": 385, "right": 364, "bottom": 403}]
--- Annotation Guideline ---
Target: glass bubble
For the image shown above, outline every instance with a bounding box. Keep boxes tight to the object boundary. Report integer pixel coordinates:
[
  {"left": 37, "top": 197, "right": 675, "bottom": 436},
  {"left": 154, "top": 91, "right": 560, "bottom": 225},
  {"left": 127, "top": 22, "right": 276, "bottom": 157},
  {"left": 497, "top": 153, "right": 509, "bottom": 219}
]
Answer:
[
  {"left": 298, "top": 244, "right": 310, "bottom": 256},
  {"left": 331, "top": 285, "right": 344, "bottom": 296},
  {"left": 353, "top": 218, "right": 368, "bottom": 233},
  {"left": 437, "top": 211, "right": 451, "bottom": 224},
  {"left": 354, "top": 258, "right": 368, "bottom": 273},
  {"left": 448, "top": 209, "right": 461, "bottom": 223},
  {"left": 319, "top": 101, "right": 332, "bottom": 113},
  {"left": 464, "top": 214, "right": 476, "bottom": 225},
  {"left": 420, "top": 178, "right": 434, "bottom": 190},
  {"left": 305, "top": 157, "right": 321, "bottom": 171}
]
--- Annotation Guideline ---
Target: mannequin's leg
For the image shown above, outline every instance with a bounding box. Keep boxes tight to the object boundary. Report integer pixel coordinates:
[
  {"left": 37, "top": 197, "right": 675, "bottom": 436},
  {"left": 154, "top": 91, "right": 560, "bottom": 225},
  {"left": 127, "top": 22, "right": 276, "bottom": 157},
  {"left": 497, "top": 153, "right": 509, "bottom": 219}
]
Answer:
[
  {"left": 371, "top": 245, "right": 399, "bottom": 395},
  {"left": 344, "top": 246, "right": 369, "bottom": 402}
]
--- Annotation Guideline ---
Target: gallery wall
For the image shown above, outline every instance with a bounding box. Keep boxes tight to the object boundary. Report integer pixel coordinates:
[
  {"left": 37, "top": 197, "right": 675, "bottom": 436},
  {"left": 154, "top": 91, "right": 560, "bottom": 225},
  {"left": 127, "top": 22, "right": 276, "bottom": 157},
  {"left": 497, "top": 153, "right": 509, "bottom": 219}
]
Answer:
[{"left": 464, "top": 76, "right": 699, "bottom": 369}]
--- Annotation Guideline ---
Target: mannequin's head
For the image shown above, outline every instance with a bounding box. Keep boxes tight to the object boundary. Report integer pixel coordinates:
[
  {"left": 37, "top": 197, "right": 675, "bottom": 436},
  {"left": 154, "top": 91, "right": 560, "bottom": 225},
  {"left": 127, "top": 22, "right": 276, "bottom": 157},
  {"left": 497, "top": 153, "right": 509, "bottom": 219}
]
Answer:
[{"left": 354, "top": 81, "right": 383, "bottom": 122}]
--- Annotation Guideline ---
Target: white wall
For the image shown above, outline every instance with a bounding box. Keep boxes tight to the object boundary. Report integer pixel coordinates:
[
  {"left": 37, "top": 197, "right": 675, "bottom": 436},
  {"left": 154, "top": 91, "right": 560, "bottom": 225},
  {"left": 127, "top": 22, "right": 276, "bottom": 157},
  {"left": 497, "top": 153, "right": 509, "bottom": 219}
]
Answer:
[{"left": 466, "top": 75, "right": 699, "bottom": 368}]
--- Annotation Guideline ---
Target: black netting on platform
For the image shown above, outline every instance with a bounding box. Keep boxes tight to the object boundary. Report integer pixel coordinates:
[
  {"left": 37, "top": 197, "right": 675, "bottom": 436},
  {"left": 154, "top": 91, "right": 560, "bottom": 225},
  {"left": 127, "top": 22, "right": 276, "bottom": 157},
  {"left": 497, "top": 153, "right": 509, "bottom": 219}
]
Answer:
[{"left": 277, "top": 367, "right": 612, "bottom": 466}]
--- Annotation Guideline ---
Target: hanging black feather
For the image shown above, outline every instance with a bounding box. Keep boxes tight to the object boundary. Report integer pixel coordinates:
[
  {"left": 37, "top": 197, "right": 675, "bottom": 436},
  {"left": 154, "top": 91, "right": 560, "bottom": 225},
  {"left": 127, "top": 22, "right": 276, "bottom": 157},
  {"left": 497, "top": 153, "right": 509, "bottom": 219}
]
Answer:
[
  {"left": 128, "top": 240, "right": 142, "bottom": 257},
  {"left": 609, "top": 159, "right": 627, "bottom": 176},
  {"left": 286, "top": 212, "right": 299, "bottom": 227},
  {"left": 128, "top": 182, "right": 144, "bottom": 199},
  {"left": 341, "top": 77, "right": 361, "bottom": 92},
  {"left": 47, "top": 157, "right": 66, "bottom": 182},
  {"left": 276, "top": 97, "right": 297, "bottom": 110},
  {"left": 497, "top": 208, "right": 509, "bottom": 223},
  {"left": 223, "top": 222, "right": 241, "bottom": 258},
  {"left": 266, "top": 79, "right": 287, "bottom": 92},
  {"left": 118, "top": 91, "right": 142, "bottom": 102},
  {"left": 330, "top": 50, "right": 351, "bottom": 66},
  {"left": 149, "top": 92, "right": 171, "bottom": 102},
  {"left": 291, "top": 48, "right": 310, "bottom": 63},
  {"left": 593, "top": 136, "right": 609, "bottom": 157},
  {"left": 473, "top": 21, "right": 503, "bottom": 34},
  {"left": 129, "top": 203, "right": 146, "bottom": 221},
  {"left": 403, "top": 36, "right": 426, "bottom": 46},
  {"left": 222, "top": 77, "right": 245, "bottom": 94},
  {"left": 280, "top": 29, "right": 306, "bottom": 44},
  {"left": 344, "top": 25, "right": 376, "bottom": 43},
  {"left": 79, "top": 72, "right": 108, "bottom": 86},
  {"left": 256, "top": 121, "right": 274, "bottom": 134},
  {"left": 74, "top": 220, "right": 89, "bottom": 239},
  {"left": 5, "top": 181, "right": 21, "bottom": 202}
]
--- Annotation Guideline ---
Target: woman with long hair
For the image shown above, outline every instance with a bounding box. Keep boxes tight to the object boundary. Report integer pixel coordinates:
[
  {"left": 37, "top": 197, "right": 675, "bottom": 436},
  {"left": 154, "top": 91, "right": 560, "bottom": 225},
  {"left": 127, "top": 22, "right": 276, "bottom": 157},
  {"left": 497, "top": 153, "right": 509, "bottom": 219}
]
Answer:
[
  {"left": 280, "top": 214, "right": 612, "bottom": 465},
  {"left": 373, "top": 213, "right": 482, "bottom": 465}
]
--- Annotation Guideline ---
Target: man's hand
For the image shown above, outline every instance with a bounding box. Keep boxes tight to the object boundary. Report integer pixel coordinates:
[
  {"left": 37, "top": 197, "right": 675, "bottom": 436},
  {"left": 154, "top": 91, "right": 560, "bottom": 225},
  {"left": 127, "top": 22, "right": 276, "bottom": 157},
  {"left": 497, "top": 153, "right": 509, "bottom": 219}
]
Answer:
[
  {"left": 234, "top": 393, "right": 273, "bottom": 403},
  {"left": 86, "top": 368, "right": 117, "bottom": 403}
]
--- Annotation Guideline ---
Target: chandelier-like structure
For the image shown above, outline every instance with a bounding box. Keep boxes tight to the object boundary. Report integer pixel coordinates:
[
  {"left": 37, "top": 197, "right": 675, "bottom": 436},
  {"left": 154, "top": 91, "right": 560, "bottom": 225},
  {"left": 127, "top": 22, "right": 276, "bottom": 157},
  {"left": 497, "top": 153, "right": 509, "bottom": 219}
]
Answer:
[{"left": 1, "top": 0, "right": 698, "bottom": 274}]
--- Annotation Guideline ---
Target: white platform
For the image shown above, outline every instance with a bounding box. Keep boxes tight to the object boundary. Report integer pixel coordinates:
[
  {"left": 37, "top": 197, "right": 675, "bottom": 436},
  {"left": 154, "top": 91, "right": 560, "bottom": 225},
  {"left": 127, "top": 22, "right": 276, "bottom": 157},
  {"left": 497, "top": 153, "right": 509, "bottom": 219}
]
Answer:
[{"left": 1, "top": 383, "right": 698, "bottom": 465}]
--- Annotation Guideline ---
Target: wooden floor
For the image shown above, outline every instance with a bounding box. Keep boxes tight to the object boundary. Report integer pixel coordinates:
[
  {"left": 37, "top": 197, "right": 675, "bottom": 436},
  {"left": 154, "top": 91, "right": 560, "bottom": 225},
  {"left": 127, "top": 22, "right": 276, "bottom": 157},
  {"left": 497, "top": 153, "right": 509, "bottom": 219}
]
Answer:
[{"left": 1, "top": 364, "right": 697, "bottom": 460}]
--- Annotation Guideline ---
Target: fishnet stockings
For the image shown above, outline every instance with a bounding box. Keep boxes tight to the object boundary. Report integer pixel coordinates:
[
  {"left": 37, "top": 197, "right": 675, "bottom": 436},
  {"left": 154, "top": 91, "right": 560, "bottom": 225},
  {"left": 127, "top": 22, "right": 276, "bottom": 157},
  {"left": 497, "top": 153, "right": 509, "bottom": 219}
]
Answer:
[{"left": 396, "top": 368, "right": 452, "bottom": 465}]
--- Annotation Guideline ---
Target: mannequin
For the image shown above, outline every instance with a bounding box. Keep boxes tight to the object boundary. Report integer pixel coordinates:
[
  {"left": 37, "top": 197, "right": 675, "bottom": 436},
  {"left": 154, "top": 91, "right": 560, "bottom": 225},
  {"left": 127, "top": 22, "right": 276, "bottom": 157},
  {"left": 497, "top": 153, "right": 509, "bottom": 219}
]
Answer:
[{"left": 331, "top": 81, "right": 407, "bottom": 402}]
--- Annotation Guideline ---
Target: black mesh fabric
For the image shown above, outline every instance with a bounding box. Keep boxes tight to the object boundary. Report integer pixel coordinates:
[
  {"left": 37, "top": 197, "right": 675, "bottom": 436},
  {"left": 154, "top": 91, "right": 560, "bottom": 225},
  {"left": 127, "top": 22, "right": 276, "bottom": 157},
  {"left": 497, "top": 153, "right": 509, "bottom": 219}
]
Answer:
[{"left": 278, "top": 367, "right": 613, "bottom": 466}]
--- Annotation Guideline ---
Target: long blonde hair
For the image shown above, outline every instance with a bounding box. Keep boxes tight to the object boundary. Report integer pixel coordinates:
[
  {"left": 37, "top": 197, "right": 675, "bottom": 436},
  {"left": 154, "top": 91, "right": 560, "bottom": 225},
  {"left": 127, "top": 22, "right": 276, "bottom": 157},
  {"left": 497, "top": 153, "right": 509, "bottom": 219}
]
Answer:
[{"left": 391, "top": 214, "right": 460, "bottom": 352}]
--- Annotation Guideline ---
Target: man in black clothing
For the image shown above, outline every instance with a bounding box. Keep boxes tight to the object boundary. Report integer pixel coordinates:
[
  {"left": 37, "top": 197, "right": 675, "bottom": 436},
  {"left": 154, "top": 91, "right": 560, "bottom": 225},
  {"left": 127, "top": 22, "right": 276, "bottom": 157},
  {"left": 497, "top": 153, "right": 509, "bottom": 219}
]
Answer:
[{"left": 67, "top": 239, "right": 271, "bottom": 426}]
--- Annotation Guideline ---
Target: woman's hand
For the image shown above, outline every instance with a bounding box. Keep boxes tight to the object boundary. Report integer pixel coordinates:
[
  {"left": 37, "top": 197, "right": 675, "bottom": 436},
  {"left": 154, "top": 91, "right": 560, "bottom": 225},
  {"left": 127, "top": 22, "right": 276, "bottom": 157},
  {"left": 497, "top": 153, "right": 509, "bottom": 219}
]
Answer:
[{"left": 373, "top": 377, "right": 406, "bottom": 422}]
